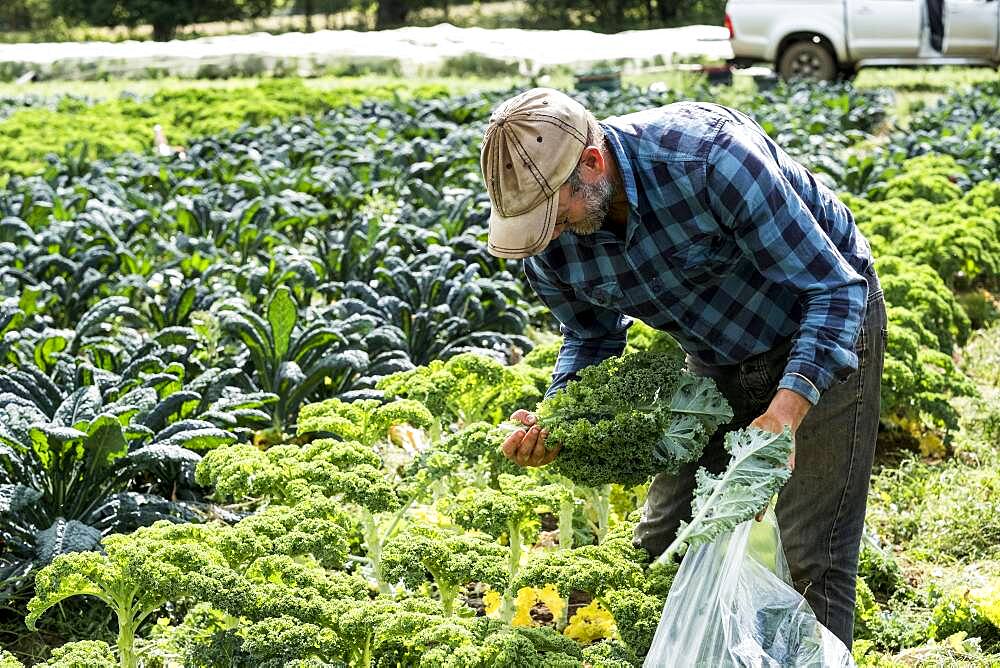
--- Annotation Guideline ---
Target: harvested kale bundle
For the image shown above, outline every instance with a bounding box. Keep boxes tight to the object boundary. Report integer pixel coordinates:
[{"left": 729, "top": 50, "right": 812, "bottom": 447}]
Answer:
[{"left": 518, "top": 351, "right": 734, "bottom": 487}]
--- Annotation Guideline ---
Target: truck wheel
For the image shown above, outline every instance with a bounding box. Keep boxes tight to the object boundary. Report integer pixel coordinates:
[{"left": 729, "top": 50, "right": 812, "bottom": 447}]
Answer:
[{"left": 777, "top": 41, "right": 837, "bottom": 81}]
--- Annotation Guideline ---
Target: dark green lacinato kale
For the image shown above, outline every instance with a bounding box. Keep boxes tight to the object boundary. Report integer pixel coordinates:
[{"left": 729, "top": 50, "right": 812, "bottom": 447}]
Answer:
[{"left": 531, "top": 352, "right": 733, "bottom": 487}]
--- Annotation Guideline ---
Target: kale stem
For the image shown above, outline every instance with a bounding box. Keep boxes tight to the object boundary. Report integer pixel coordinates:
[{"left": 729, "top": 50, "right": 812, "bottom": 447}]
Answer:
[
  {"left": 115, "top": 600, "right": 138, "bottom": 668},
  {"left": 500, "top": 518, "right": 522, "bottom": 624},
  {"left": 360, "top": 631, "right": 373, "bottom": 667},
  {"left": 596, "top": 485, "right": 611, "bottom": 545},
  {"left": 360, "top": 511, "right": 390, "bottom": 595},
  {"left": 557, "top": 498, "right": 575, "bottom": 631},
  {"left": 558, "top": 497, "right": 574, "bottom": 550}
]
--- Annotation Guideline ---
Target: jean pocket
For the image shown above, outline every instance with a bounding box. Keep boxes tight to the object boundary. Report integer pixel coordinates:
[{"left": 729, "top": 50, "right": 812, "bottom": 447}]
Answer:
[{"left": 738, "top": 348, "right": 786, "bottom": 404}]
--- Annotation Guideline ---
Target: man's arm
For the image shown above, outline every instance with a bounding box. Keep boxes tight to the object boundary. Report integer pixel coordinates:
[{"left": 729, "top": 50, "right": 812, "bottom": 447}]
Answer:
[
  {"left": 503, "top": 255, "right": 630, "bottom": 467},
  {"left": 705, "top": 123, "right": 868, "bottom": 407},
  {"left": 547, "top": 332, "right": 630, "bottom": 399},
  {"left": 523, "top": 255, "right": 632, "bottom": 399}
]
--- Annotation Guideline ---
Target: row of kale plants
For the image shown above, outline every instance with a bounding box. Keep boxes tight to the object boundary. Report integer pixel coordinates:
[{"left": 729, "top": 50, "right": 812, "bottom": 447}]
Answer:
[{"left": 0, "top": 78, "right": 996, "bottom": 665}]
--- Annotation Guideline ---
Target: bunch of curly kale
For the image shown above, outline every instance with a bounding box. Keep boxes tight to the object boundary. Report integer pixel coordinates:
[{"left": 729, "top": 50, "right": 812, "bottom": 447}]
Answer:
[{"left": 526, "top": 351, "right": 734, "bottom": 487}]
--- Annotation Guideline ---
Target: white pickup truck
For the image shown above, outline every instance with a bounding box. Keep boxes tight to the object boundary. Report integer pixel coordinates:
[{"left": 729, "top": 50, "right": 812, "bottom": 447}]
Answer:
[{"left": 725, "top": 0, "right": 1000, "bottom": 79}]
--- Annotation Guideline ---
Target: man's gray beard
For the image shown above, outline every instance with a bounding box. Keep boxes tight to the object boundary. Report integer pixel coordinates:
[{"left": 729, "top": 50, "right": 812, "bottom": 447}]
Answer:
[{"left": 568, "top": 176, "right": 615, "bottom": 236}]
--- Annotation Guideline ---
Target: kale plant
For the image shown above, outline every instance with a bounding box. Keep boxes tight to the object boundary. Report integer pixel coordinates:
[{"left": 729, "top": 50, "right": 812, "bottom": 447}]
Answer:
[
  {"left": 660, "top": 426, "right": 795, "bottom": 563},
  {"left": 528, "top": 351, "right": 733, "bottom": 487}
]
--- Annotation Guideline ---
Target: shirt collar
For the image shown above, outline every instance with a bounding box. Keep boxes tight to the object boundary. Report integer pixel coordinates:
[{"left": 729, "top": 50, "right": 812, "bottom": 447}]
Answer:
[
  {"left": 534, "top": 122, "right": 641, "bottom": 257},
  {"left": 599, "top": 121, "right": 641, "bottom": 246}
]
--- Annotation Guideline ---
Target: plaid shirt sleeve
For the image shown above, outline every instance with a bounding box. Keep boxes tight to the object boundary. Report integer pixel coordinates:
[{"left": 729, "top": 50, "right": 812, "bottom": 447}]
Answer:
[
  {"left": 704, "top": 122, "right": 868, "bottom": 405},
  {"left": 523, "top": 255, "right": 631, "bottom": 398}
]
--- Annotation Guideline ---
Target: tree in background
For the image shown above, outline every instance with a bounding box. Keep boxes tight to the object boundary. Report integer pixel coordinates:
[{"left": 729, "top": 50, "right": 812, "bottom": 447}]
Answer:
[
  {"left": 305, "top": 0, "right": 314, "bottom": 31},
  {"left": 289, "top": 0, "right": 439, "bottom": 31},
  {"left": 6, "top": 0, "right": 726, "bottom": 40},
  {"left": 365, "top": 0, "right": 450, "bottom": 30},
  {"left": 523, "top": 0, "right": 725, "bottom": 31},
  {"left": 52, "top": 0, "right": 281, "bottom": 41},
  {"left": 0, "top": 0, "right": 54, "bottom": 32},
  {"left": 284, "top": 0, "right": 350, "bottom": 31}
]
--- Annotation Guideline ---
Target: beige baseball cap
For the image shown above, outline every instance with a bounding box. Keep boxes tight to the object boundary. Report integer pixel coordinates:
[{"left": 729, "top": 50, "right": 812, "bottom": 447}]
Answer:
[{"left": 480, "top": 87, "right": 589, "bottom": 258}]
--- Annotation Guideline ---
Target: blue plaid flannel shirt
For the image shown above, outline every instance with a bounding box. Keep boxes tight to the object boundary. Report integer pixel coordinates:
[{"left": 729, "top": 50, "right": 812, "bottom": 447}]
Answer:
[{"left": 524, "top": 102, "right": 874, "bottom": 405}]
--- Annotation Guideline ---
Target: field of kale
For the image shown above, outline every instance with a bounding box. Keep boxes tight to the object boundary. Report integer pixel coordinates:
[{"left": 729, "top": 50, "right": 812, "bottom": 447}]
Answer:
[{"left": 0, "top": 74, "right": 999, "bottom": 667}]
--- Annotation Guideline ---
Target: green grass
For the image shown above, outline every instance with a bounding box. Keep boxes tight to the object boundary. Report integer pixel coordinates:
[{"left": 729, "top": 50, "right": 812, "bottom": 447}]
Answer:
[
  {"left": 854, "top": 66, "right": 999, "bottom": 93},
  {"left": 0, "top": 1, "right": 531, "bottom": 44},
  {"left": 868, "top": 458, "right": 1000, "bottom": 564},
  {"left": 868, "top": 323, "right": 1000, "bottom": 563},
  {"left": 858, "top": 322, "right": 1000, "bottom": 666}
]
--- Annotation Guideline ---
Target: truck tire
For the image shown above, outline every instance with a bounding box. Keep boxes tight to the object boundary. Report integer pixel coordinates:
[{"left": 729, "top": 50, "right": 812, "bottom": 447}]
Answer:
[{"left": 777, "top": 41, "right": 837, "bottom": 81}]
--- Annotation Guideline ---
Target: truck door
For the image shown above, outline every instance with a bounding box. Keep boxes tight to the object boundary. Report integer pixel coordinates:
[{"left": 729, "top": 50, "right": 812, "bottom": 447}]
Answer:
[
  {"left": 943, "top": 0, "right": 1000, "bottom": 56},
  {"left": 846, "top": 0, "right": 922, "bottom": 57}
]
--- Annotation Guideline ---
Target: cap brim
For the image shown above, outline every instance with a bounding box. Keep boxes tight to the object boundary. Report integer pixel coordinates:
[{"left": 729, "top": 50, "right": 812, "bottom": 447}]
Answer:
[{"left": 487, "top": 191, "right": 557, "bottom": 259}]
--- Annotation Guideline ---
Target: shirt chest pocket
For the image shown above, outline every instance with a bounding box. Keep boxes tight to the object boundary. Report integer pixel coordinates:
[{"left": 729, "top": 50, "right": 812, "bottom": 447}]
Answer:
[
  {"left": 578, "top": 280, "right": 624, "bottom": 309},
  {"left": 672, "top": 235, "right": 739, "bottom": 282}
]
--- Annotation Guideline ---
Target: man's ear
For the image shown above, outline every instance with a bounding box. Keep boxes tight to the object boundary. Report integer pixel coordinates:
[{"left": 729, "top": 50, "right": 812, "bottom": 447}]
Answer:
[{"left": 578, "top": 146, "right": 606, "bottom": 182}]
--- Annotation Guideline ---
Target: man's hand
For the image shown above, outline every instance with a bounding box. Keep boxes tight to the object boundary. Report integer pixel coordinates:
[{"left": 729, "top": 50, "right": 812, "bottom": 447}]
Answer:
[
  {"left": 750, "top": 388, "right": 810, "bottom": 469},
  {"left": 501, "top": 409, "right": 561, "bottom": 467},
  {"left": 751, "top": 388, "right": 809, "bottom": 520}
]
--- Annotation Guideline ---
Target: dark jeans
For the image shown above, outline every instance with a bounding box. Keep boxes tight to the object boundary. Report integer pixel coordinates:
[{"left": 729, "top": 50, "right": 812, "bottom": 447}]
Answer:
[{"left": 633, "top": 268, "right": 887, "bottom": 648}]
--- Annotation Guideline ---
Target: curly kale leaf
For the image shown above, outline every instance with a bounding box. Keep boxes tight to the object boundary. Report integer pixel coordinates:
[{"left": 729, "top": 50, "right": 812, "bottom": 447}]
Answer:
[
  {"left": 377, "top": 353, "right": 545, "bottom": 426},
  {"left": 196, "top": 438, "right": 399, "bottom": 512},
  {"left": 0, "top": 651, "right": 23, "bottom": 668},
  {"left": 440, "top": 421, "right": 522, "bottom": 479},
  {"left": 642, "top": 560, "right": 678, "bottom": 599},
  {"left": 581, "top": 638, "right": 639, "bottom": 668},
  {"left": 659, "top": 374, "right": 733, "bottom": 463},
  {"left": 35, "top": 640, "right": 116, "bottom": 667},
  {"left": 472, "top": 624, "right": 583, "bottom": 668},
  {"left": 381, "top": 524, "right": 508, "bottom": 615},
  {"left": 533, "top": 352, "right": 733, "bottom": 487},
  {"left": 660, "top": 426, "right": 794, "bottom": 562},
  {"left": 27, "top": 505, "right": 352, "bottom": 668},
  {"left": 440, "top": 474, "right": 568, "bottom": 539},
  {"left": 296, "top": 398, "right": 433, "bottom": 446},
  {"left": 604, "top": 588, "right": 663, "bottom": 659},
  {"left": 512, "top": 540, "right": 645, "bottom": 598},
  {"left": 246, "top": 555, "right": 372, "bottom": 602},
  {"left": 376, "top": 359, "right": 454, "bottom": 418},
  {"left": 237, "top": 616, "right": 344, "bottom": 667}
]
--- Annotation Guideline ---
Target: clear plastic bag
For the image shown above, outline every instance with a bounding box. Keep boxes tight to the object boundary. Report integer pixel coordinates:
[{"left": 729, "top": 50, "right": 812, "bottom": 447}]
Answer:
[{"left": 644, "top": 511, "right": 856, "bottom": 667}]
